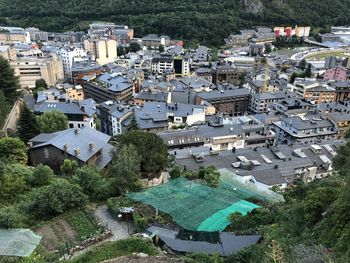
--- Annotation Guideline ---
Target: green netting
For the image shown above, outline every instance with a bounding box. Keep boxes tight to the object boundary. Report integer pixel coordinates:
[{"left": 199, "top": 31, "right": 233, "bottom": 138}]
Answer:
[
  {"left": 197, "top": 200, "right": 260, "bottom": 231},
  {"left": 218, "top": 168, "right": 285, "bottom": 203},
  {"left": 0, "top": 229, "right": 42, "bottom": 257},
  {"left": 128, "top": 178, "right": 259, "bottom": 231}
]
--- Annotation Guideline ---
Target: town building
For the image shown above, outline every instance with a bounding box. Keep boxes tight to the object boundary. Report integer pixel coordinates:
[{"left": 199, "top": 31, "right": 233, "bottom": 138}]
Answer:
[
  {"left": 151, "top": 55, "right": 174, "bottom": 74},
  {"left": 25, "top": 27, "right": 48, "bottom": 42},
  {"left": 34, "top": 101, "right": 96, "bottom": 130},
  {"left": 83, "top": 39, "right": 117, "bottom": 66},
  {"left": 196, "top": 88, "right": 251, "bottom": 116},
  {"left": 273, "top": 115, "right": 337, "bottom": 145},
  {"left": 71, "top": 60, "right": 102, "bottom": 85},
  {"left": 0, "top": 45, "right": 16, "bottom": 61},
  {"left": 97, "top": 101, "right": 133, "bottom": 136},
  {"left": 0, "top": 26, "right": 30, "bottom": 43},
  {"left": 175, "top": 141, "right": 339, "bottom": 188},
  {"left": 11, "top": 55, "right": 64, "bottom": 89},
  {"left": 173, "top": 56, "right": 190, "bottom": 77},
  {"left": 59, "top": 45, "right": 88, "bottom": 81},
  {"left": 212, "top": 64, "right": 242, "bottom": 85},
  {"left": 323, "top": 66, "right": 347, "bottom": 81},
  {"left": 82, "top": 72, "right": 134, "bottom": 102},
  {"left": 28, "top": 127, "right": 113, "bottom": 170},
  {"left": 249, "top": 92, "right": 290, "bottom": 114}
]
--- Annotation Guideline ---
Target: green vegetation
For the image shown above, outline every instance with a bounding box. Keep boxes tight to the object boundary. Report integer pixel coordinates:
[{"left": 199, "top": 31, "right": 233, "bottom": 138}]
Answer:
[
  {"left": 114, "top": 130, "right": 168, "bottom": 176},
  {"left": 69, "top": 238, "right": 158, "bottom": 263},
  {"left": 110, "top": 144, "right": 142, "bottom": 194},
  {"left": 2, "top": 0, "right": 350, "bottom": 46},
  {"left": 38, "top": 110, "right": 69, "bottom": 133},
  {"left": 17, "top": 104, "right": 40, "bottom": 143},
  {"left": 0, "top": 56, "right": 20, "bottom": 128},
  {"left": 65, "top": 210, "right": 105, "bottom": 241},
  {"left": 169, "top": 165, "right": 220, "bottom": 187},
  {"left": 0, "top": 137, "right": 28, "bottom": 164}
]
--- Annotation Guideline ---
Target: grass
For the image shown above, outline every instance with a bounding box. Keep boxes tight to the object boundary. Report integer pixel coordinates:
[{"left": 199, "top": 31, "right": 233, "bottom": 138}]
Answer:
[
  {"left": 64, "top": 210, "right": 105, "bottom": 241},
  {"left": 306, "top": 51, "right": 350, "bottom": 59},
  {"left": 68, "top": 238, "right": 158, "bottom": 263}
]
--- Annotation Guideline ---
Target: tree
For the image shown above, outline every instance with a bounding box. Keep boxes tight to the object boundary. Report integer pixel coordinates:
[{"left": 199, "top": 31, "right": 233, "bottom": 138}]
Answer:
[
  {"left": 37, "top": 110, "right": 68, "bottom": 133},
  {"left": 290, "top": 72, "right": 297, "bottom": 84},
  {"left": 17, "top": 104, "right": 40, "bottom": 143},
  {"left": 299, "top": 59, "right": 307, "bottom": 70},
  {"left": 128, "top": 114, "right": 139, "bottom": 131},
  {"left": 0, "top": 206, "right": 21, "bottom": 229},
  {"left": 115, "top": 131, "right": 168, "bottom": 175},
  {"left": 60, "top": 159, "right": 78, "bottom": 176},
  {"left": 305, "top": 63, "right": 312, "bottom": 78},
  {"left": 27, "top": 179, "right": 87, "bottom": 218},
  {"left": 158, "top": 44, "right": 165, "bottom": 52},
  {"left": 73, "top": 166, "right": 111, "bottom": 201},
  {"left": 265, "top": 44, "right": 272, "bottom": 53},
  {"left": 0, "top": 163, "right": 30, "bottom": 201},
  {"left": 0, "top": 90, "right": 11, "bottom": 127},
  {"left": 0, "top": 137, "right": 27, "bottom": 164},
  {"left": 35, "top": 78, "right": 48, "bottom": 90},
  {"left": 129, "top": 42, "right": 141, "bottom": 52},
  {"left": 110, "top": 144, "right": 142, "bottom": 194},
  {"left": 0, "top": 56, "right": 20, "bottom": 103},
  {"left": 29, "top": 164, "right": 54, "bottom": 187}
]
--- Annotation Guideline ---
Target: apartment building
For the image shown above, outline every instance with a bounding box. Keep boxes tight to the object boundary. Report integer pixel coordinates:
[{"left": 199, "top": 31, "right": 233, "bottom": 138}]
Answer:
[
  {"left": 59, "top": 45, "right": 88, "bottom": 81},
  {"left": 83, "top": 39, "right": 117, "bottom": 66},
  {"left": 196, "top": 88, "right": 251, "bottom": 116},
  {"left": 249, "top": 92, "right": 290, "bottom": 114},
  {"left": 212, "top": 64, "right": 242, "bottom": 85},
  {"left": 11, "top": 55, "right": 64, "bottom": 88},
  {"left": 82, "top": 72, "right": 134, "bottom": 103},
  {"left": 151, "top": 55, "right": 174, "bottom": 74},
  {"left": 324, "top": 66, "right": 347, "bottom": 81},
  {"left": 97, "top": 101, "right": 133, "bottom": 136}
]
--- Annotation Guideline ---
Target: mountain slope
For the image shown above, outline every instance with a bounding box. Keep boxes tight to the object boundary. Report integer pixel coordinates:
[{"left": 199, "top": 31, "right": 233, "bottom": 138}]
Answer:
[{"left": 0, "top": 0, "right": 350, "bottom": 46}]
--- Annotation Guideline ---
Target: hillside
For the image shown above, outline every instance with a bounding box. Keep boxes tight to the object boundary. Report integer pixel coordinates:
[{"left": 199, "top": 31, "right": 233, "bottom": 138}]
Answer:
[{"left": 1, "top": 0, "right": 350, "bottom": 46}]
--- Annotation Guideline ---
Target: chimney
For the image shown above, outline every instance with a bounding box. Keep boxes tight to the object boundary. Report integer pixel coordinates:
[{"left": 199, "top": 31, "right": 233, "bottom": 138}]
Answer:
[
  {"left": 27, "top": 142, "right": 33, "bottom": 148},
  {"left": 74, "top": 147, "right": 81, "bottom": 156},
  {"left": 74, "top": 128, "right": 80, "bottom": 134},
  {"left": 89, "top": 141, "right": 95, "bottom": 150},
  {"left": 63, "top": 144, "right": 69, "bottom": 151}
]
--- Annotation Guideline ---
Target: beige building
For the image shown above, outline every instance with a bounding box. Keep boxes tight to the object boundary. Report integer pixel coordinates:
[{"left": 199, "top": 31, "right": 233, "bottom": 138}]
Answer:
[
  {"left": 83, "top": 39, "right": 117, "bottom": 66},
  {"left": 0, "top": 27, "right": 30, "bottom": 43},
  {"left": 0, "top": 45, "right": 17, "bottom": 61},
  {"left": 11, "top": 55, "right": 64, "bottom": 89}
]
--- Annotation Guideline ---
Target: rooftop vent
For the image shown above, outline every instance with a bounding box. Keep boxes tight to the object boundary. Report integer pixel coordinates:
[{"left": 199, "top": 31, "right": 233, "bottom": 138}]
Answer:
[
  {"left": 74, "top": 128, "right": 80, "bottom": 134},
  {"left": 63, "top": 144, "right": 69, "bottom": 151},
  {"left": 74, "top": 147, "right": 81, "bottom": 156},
  {"left": 89, "top": 142, "right": 95, "bottom": 150}
]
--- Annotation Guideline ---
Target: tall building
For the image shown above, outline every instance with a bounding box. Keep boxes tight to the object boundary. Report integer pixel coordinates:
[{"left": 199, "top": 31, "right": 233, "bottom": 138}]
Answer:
[
  {"left": 59, "top": 46, "right": 88, "bottom": 81},
  {"left": 173, "top": 56, "right": 190, "bottom": 77},
  {"left": 11, "top": 55, "right": 64, "bottom": 89},
  {"left": 83, "top": 39, "right": 117, "bottom": 66}
]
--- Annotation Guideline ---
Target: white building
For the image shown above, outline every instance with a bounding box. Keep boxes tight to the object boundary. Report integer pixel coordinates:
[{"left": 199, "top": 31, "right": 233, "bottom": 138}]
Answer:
[{"left": 59, "top": 46, "right": 88, "bottom": 81}]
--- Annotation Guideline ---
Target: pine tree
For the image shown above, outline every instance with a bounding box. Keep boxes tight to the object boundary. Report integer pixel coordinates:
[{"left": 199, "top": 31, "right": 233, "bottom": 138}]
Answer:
[
  {"left": 17, "top": 105, "right": 40, "bottom": 143},
  {"left": 305, "top": 63, "right": 312, "bottom": 78},
  {"left": 0, "top": 56, "right": 20, "bottom": 103},
  {"left": 128, "top": 114, "right": 139, "bottom": 131}
]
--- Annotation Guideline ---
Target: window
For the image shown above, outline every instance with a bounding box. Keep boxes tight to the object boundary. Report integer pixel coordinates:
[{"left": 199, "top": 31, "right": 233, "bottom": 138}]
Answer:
[{"left": 44, "top": 148, "right": 49, "bottom": 159}]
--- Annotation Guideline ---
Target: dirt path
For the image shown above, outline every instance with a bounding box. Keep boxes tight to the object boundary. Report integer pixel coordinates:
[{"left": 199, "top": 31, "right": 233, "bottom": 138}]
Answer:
[{"left": 94, "top": 205, "right": 132, "bottom": 241}]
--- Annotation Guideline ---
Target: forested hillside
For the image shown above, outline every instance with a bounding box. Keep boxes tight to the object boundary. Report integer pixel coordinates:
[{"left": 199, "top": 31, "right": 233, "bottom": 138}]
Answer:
[{"left": 0, "top": 0, "right": 350, "bottom": 46}]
